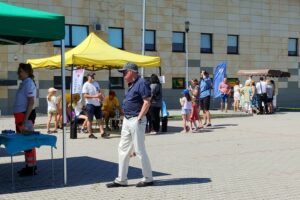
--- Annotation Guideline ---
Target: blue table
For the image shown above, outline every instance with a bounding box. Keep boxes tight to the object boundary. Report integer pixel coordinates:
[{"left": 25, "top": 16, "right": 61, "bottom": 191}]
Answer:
[{"left": 0, "top": 133, "right": 57, "bottom": 189}]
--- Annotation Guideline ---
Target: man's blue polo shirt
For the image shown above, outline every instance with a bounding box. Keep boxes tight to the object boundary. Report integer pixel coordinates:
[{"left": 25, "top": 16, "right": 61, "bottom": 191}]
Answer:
[{"left": 122, "top": 76, "right": 151, "bottom": 116}]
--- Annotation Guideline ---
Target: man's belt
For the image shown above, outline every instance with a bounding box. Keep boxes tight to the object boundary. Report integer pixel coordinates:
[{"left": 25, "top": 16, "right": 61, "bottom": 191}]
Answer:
[{"left": 124, "top": 115, "right": 138, "bottom": 119}]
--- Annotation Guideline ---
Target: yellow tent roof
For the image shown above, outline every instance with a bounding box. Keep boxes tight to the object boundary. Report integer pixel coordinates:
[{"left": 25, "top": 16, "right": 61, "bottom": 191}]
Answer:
[{"left": 27, "top": 32, "right": 160, "bottom": 70}]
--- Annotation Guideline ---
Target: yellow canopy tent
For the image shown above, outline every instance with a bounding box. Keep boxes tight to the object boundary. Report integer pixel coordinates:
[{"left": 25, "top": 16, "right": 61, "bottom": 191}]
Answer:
[{"left": 27, "top": 32, "right": 160, "bottom": 69}]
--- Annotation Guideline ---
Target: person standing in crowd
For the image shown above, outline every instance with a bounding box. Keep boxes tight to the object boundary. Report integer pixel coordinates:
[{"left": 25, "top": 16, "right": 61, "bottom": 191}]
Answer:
[
  {"left": 56, "top": 95, "right": 63, "bottom": 129},
  {"left": 180, "top": 89, "right": 192, "bottom": 133},
  {"left": 245, "top": 75, "right": 253, "bottom": 86},
  {"left": 190, "top": 96, "right": 200, "bottom": 132},
  {"left": 218, "top": 77, "right": 231, "bottom": 112},
  {"left": 250, "top": 80, "right": 258, "bottom": 114},
  {"left": 102, "top": 90, "right": 122, "bottom": 130},
  {"left": 106, "top": 62, "right": 153, "bottom": 188},
  {"left": 46, "top": 87, "right": 58, "bottom": 133},
  {"left": 256, "top": 77, "right": 268, "bottom": 114},
  {"left": 270, "top": 80, "right": 276, "bottom": 112},
  {"left": 189, "top": 78, "right": 203, "bottom": 130},
  {"left": 199, "top": 70, "right": 212, "bottom": 127},
  {"left": 148, "top": 74, "right": 162, "bottom": 134},
  {"left": 82, "top": 72, "right": 108, "bottom": 139},
  {"left": 233, "top": 80, "right": 241, "bottom": 112},
  {"left": 266, "top": 80, "right": 274, "bottom": 114},
  {"left": 13, "top": 63, "right": 37, "bottom": 176},
  {"left": 242, "top": 81, "right": 252, "bottom": 114}
]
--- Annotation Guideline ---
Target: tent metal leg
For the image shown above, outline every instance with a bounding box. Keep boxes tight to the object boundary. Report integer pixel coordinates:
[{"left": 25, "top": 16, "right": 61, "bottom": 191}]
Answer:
[
  {"left": 11, "top": 155, "right": 15, "bottom": 190},
  {"left": 61, "top": 39, "right": 67, "bottom": 186},
  {"left": 51, "top": 147, "right": 54, "bottom": 186}
]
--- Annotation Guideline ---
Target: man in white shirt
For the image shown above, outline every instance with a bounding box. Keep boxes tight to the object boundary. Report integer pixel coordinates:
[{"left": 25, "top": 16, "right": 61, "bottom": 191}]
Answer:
[
  {"left": 82, "top": 72, "right": 108, "bottom": 138},
  {"left": 255, "top": 77, "right": 268, "bottom": 114}
]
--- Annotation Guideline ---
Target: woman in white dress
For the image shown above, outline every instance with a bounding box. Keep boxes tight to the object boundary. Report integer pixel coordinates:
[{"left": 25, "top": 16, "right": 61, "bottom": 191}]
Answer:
[{"left": 233, "top": 80, "right": 241, "bottom": 112}]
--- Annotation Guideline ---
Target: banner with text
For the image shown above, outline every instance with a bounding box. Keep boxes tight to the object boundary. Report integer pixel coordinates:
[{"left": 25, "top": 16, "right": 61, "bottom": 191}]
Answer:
[{"left": 72, "top": 68, "right": 85, "bottom": 94}]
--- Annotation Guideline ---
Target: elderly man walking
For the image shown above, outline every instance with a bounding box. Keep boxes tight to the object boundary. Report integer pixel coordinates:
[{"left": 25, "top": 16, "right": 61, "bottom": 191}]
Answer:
[{"left": 106, "top": 62, "right": 153, "bottom": 188}]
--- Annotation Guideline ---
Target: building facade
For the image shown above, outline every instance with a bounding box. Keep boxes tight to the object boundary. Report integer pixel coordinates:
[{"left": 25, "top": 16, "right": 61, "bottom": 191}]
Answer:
[{"left": 0, "top": 0, "right": 300, "bottom": 115}]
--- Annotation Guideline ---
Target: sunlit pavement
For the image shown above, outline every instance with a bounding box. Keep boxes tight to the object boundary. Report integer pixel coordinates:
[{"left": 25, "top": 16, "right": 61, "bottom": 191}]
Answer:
[{"left": 0, "top": 112, "right": 300, "bottom": 200}]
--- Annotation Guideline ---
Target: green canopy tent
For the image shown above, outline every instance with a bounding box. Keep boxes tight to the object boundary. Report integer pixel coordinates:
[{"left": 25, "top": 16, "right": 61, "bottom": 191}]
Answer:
[
  {"left": 0, "top": 2, "right": 68, "bottom": 185},
  {"left": 0, "top": 2, "right": 64, "bottom": 44}
]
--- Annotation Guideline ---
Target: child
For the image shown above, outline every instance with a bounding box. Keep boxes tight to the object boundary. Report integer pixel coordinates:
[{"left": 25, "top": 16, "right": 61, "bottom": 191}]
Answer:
[
  {"left": 180, "top": 89, "right": 192, "bottom": 133},
  {"left": 190, "top": 97, "right": 200, "bottom": 132},
  {"left": 47, "top": 87, "right": 58, "bottom": 133}
]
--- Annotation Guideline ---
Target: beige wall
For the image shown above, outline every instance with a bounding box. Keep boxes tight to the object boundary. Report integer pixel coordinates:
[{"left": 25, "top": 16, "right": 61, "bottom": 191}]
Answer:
[{"left": 1, "top": 0, "right": 300, "bottom": 113}]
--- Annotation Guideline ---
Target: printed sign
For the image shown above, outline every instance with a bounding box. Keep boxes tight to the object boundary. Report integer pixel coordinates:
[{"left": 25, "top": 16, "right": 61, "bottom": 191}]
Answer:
[{"left": 72, "top": 68, "right": 85, "bottom": 94}]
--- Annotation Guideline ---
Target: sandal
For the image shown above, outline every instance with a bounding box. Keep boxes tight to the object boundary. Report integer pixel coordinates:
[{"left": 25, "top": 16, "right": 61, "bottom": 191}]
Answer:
[{"left": 52, "top": 130, "right": 58, "bottom": 133}]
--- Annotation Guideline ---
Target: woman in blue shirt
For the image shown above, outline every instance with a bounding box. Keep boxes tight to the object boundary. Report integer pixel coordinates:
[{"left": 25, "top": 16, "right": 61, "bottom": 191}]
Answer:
[{"left": 13, "top": 63, "right": 37, "bottom": 177}]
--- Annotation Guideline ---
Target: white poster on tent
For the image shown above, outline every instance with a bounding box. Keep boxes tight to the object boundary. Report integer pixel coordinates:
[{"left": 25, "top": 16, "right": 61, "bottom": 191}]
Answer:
[
  {"left": 159, "top": 75, "right": 165, "bottom": 84},
  {"left": 72, "top": 68, "right": 85, "bottom": 94}
]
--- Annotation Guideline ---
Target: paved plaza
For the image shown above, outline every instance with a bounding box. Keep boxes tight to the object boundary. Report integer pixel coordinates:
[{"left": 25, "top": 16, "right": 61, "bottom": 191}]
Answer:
[{"left": 0, "top": 111, "right": 300, "bottom": 200}]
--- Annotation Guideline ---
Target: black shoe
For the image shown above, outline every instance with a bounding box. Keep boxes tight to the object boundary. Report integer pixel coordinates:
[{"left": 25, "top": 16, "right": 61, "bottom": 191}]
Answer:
[
  {"left": 89, "top": 134, "right": 97, "bottom": 139},
  {"left": 106, "top": 182, "right": 127, "bottom": 188},
  {"left": 101, "top": 132, "right": 110, "bottom": 138},
  {"left": 136, "top": 181, "right": 154, "bottom": 187},
  {"left": 17, "top": 166, "right": 37, "bottom": 174},
  {"left": 18, "top": 166, "right": 37, "bottom": 177},
  {"left": 206, "top": 123, "right": 212, "bottom": 127}
]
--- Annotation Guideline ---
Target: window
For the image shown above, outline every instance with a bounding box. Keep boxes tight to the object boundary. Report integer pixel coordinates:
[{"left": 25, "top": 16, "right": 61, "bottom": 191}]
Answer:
[
  {"left": 109, "top": 77, "right": 124, "bottom": 89},
  {"left": 172, "top": 32, "right": 185, "bottom": 52},
  {"left": 288, "top": 38, "right": 298, "bottom": 56},
  {"left": 54, "top": 76, "right": 71, "bottom": 90},
  {"left": 53, "top": 24, "right": 89, "bottom": 47},
  {"left": 108, "top": 27, "right": 124, "bottom": 49},
  {"left": 145, "top": 30, "right": 156, "bottom": 51},
  {"left": 172, "top": 77, "right": 185, "bottom": 89},
  {"left": 227, "top": 35, "right": 239, "bottom": 54},
  {"left": 201, "top": 33, "right": 213, "bottom": 53}
]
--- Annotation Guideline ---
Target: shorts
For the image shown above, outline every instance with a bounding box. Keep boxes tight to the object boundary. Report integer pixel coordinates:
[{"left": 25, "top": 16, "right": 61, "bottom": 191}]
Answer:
[
  {"left": 86, "top": 104, "right": 102, "bottom": 121},
  {"left": 181, "top": 108, "right": 191, "bottom": 115},
  {"left": 267, "top": 98, "right": 273, "bottom": 103},
  {"left": 220, "top": 93, "right": 229, "bottom": 103},
  {"left": 48, "top": 110, "right": 57, "bottom": 115},
  {"left": 200, "top": 96, "right": 210, "bottom": 111}
]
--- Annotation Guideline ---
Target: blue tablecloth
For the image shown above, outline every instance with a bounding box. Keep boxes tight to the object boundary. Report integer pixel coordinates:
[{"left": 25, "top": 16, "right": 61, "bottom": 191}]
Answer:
[{"left": 0, "top": 133, "right": 57, "bottom": 155}]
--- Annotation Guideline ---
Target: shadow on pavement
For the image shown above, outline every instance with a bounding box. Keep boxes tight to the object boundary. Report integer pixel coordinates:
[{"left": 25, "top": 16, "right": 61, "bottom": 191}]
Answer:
[
  {"left": 153, "top": 177, "right": 211, "bottom": 186},
  {"left": 213, "top": 124, "right": 238, "bottom": 127},
  {"left": 163, "top": 126, "right": 183, "bottom": 134},
  {"left": 0, "top": 156, "right": 170, "bottom": 194}
]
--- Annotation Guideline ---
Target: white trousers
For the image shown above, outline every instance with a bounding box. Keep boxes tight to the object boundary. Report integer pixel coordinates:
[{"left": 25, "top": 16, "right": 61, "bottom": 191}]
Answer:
[{"left": 115, "top": 116, "right": 153, "bottom": 185}]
